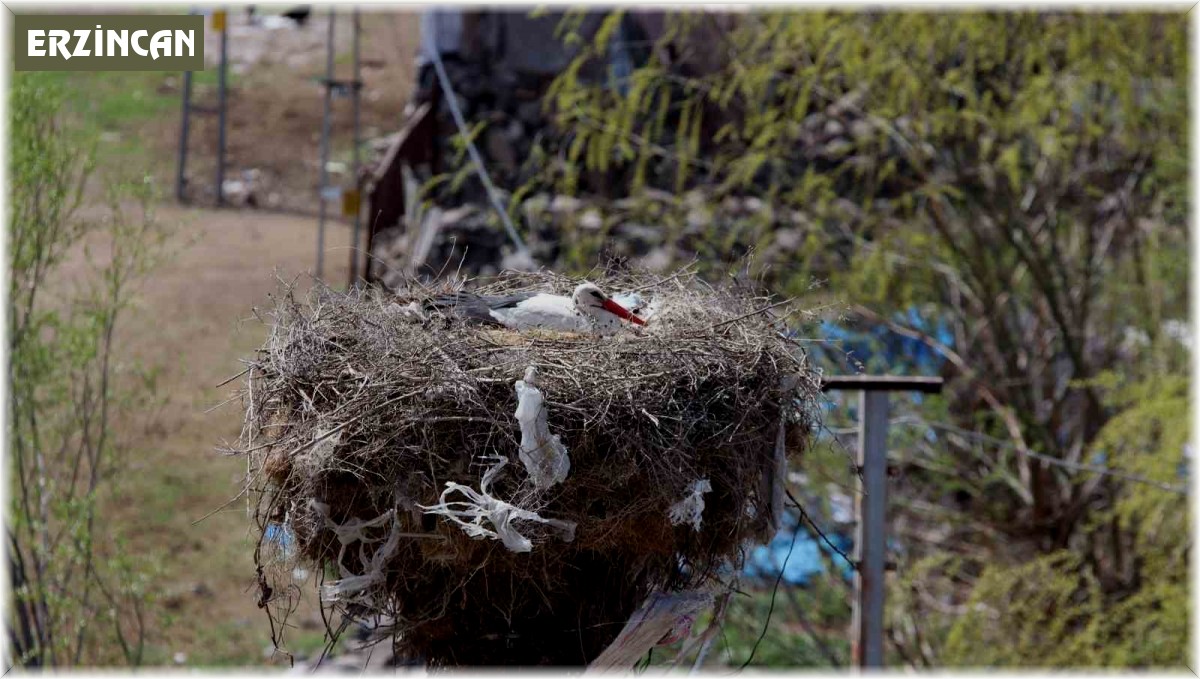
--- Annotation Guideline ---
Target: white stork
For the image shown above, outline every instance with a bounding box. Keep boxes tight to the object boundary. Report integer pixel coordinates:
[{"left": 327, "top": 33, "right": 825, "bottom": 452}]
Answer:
[{"left": 432, "top": 282, "right": 646, "bottom": 335}]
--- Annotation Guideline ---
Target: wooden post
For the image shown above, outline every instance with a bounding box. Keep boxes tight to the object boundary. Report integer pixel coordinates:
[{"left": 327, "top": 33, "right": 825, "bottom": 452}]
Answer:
[{"left": 362, "top": 101, "right": 436, "bottom": 283}]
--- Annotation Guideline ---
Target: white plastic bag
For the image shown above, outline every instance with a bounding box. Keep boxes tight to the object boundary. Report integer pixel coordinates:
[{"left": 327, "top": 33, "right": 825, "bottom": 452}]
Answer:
[
  {"left": 311, "top": 501, "right": 403, "bottom": 602},
  {"left": 668, "top": 479, "right": 712, "bottom": 532},
  {"left": 420, "top": 457, "right": 576, "bottom": 553},
  {"left": 515, "top": 366, "right": 570, "bottom": 489}
]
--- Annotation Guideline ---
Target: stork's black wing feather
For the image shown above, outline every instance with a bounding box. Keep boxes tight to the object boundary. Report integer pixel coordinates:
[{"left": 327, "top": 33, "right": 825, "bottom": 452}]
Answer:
[{"left": 425, "top": 292, "right": 538, "bottom": 325}]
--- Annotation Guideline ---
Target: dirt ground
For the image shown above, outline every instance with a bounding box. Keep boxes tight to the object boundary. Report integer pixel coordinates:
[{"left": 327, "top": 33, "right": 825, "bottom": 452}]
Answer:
[
  {"left": 29, "top": 8, "right": 422, "bottom": 666},
  {"left": 101, "top": 205, "right": 354, "bottom": 665},
  {"left": 169, "top": 9, "right": 420, "bottom": 213}
]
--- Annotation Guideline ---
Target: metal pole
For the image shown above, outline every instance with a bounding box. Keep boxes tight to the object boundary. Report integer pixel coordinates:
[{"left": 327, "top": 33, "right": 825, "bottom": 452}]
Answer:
[
  {"left": 176, "top": 67, "right": 193, "bottom": 202},
  {"left": 215, "top": 10, "right": 228, "bottom": 206},
  {"left": 316, "top": 10, "right": 336, "bottom": 279},
  {"left": 822, "top": 376, "right": 941, "bottom": 670},
  {"left": 852, "top": 390, "right": 889, "bottom": 669},
  {"left": 348, "top": 8, "right": 362, "bottom": 285}
]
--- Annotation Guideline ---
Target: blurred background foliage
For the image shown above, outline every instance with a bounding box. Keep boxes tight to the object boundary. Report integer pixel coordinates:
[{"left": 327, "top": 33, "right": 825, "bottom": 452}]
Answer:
[{"left": 514, "top": 10, "right": 1189, "bottom": 668}]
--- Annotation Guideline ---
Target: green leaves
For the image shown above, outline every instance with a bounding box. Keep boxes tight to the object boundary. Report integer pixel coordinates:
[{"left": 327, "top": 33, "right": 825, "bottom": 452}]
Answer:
[
  {"left": 996, "top": 143, "right": 1023, "bottom": 192},
  {"left": 939, "top": 537, "right": 1187, "bottom": 668},
  {"left": 9, "top": 70, "right": 167, "bottom": 667},
  {"left": 942, "top": 551, "right": 1103, "bottom": 667},
  {"left": 523, "top": 9, "right": 1188, "bottom": 669}
]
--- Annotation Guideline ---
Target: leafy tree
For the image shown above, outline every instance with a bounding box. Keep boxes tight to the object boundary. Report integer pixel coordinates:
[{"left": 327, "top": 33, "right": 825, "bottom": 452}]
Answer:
[
  {"left": 520, "top": 11, "right": 1187, "bottom": 667},
  {"left": 8, "top": 72, "right": 167, "bottom": 667}
]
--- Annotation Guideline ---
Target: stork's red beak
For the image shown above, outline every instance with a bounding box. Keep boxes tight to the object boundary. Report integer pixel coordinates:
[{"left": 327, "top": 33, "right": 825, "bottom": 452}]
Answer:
[{"left": 601, "top": 298, "right": 646, "bottom": 325}]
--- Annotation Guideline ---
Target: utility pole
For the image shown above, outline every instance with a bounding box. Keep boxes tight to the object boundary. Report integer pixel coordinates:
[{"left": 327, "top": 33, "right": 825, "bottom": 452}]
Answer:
[{"left": 820, "top": 375, "right": 944, "bottom": 669}]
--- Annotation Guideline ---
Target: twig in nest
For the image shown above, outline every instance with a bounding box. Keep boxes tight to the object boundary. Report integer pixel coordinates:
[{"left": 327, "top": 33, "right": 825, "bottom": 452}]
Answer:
[{"left": 711, "top": 297, "right": 796, "bottom": 329}]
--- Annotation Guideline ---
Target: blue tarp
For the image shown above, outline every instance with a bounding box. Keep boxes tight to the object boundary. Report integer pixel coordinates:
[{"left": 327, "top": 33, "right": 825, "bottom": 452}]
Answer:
[
  {"left": 807, "top": 309, "right": 953, "bottom": 377},
  {"left": 743, "top": 309, "right": 954, "bottom": 585},
  {"left": 743, "top": 513, "right": 855, "bottom": 586}
]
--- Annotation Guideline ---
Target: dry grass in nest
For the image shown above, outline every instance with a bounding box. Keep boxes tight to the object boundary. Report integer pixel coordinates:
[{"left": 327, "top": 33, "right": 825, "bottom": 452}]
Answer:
[{"left": 235, "top": 268, "right": 821, "bottom": 666}]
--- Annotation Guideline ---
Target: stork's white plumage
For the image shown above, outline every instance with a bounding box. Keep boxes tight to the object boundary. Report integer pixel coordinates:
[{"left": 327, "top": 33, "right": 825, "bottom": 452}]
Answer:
[
  {"left": 490, "top": 282, "right": 646, "bottom": 334},
  {"left": 434, "top": 282, "right": 646, "bottom": 335}
]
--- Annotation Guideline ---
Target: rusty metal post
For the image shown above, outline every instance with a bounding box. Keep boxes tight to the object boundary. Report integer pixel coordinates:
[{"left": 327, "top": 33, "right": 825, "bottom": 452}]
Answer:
[{"left": 852, "top": 390, "right": 888, "bottom": 668}]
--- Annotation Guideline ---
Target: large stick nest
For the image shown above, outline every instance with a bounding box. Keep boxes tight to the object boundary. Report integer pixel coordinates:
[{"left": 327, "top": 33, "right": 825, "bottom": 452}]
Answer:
[{"left": 237, "top": 268, "right": 821, "bottom": 666}]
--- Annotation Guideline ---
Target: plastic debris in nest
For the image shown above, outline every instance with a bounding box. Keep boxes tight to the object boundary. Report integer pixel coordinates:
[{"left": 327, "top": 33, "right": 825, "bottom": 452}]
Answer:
[
  {"left": 263, "top": 518, "right": 311, "bottom": 582},
  {"left": 419, "top": 456, "right": 577, "bottom": 553},
  {"left": 515, "top": 366, "right": 570, "bottom": 489},
  {"left": 669, "top": 479, "right": 713, "bottom": 532},
  {"left": 264, "top": 522, "right": 297, "bottom": 558},
  {"left": 302, "top": 427, "right": 341, "bottom": 476},
  {"left": 311, "top": 498, "right": 451, "bottom": 602},
  {"left": 312, "top": 501, "right": 405, "bottom": 603}
]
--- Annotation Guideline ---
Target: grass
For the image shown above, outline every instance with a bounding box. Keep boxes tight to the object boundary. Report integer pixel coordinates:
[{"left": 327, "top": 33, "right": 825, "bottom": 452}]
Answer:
[
  {"left": 97, "top": 322, "right": 275, "bottom": 667},
  {"left": 44, "top": 68, "right": 224, "bottom": 181},
  {"left": 36, "top": 66, "right": 331, "bottom": 668},
  {"left": 45, "top": 68, "right": 221, "bottom": 130}
]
